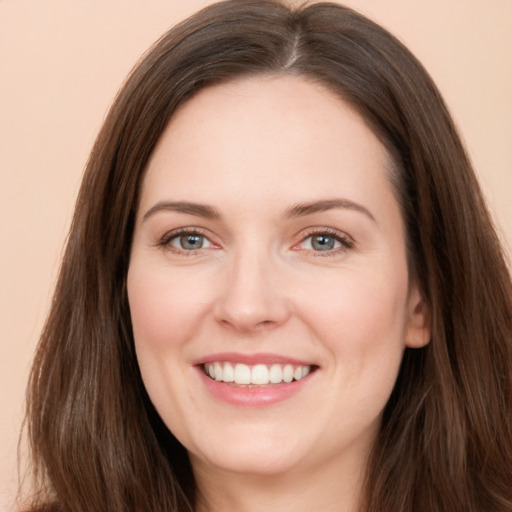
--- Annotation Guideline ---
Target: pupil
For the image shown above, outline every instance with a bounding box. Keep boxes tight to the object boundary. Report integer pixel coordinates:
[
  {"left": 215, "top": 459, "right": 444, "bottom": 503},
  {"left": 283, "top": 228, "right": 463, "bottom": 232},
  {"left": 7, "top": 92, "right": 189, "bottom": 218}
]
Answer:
[
  {"left": 312, "top": 235, "right": 334, "bottom": 251},
  {"left": 181, "top": 234, "right": 203, "bottom": 250}
]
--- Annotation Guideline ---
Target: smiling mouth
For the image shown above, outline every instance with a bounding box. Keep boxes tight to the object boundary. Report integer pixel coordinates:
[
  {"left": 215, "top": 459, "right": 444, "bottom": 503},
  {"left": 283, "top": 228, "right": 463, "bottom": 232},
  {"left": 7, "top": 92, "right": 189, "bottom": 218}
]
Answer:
[{"left": 203, "top": 362, "right": 315, "bottom": 386}]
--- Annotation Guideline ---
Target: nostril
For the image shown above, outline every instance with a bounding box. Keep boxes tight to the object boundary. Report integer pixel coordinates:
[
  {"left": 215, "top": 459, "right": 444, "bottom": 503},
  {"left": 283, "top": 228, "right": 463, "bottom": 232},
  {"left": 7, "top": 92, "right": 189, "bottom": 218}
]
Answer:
[{"left": 218, "top": 316, "right": 284, "bottom": 333}]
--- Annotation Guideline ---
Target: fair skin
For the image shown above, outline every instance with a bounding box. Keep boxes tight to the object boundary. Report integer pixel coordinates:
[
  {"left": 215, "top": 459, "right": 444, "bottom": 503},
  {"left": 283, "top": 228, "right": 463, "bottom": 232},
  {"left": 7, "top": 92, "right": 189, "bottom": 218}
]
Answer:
[{"left": 127, "top": 75, "right": 429, "bottom": 512}]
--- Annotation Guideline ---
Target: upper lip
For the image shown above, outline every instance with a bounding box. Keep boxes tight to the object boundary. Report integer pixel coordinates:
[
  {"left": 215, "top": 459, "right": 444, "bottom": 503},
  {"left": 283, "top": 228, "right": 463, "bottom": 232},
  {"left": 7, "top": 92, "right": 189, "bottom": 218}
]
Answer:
[{"left": 192, "top": 352, "right": 316, "bottom": 367}]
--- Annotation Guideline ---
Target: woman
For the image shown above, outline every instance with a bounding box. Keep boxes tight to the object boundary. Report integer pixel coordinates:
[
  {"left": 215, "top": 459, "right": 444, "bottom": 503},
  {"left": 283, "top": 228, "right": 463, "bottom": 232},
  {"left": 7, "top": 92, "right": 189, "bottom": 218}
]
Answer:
[{"left": 23, "top": 1, "right": 512, "bottom": 511}]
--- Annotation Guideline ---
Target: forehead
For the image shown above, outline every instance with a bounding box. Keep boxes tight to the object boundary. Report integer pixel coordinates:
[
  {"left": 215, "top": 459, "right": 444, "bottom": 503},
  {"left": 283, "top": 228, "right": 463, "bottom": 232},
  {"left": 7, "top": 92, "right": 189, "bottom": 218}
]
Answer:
[{"left": 140, "top": 74, "right": 395, "bottom": 214}]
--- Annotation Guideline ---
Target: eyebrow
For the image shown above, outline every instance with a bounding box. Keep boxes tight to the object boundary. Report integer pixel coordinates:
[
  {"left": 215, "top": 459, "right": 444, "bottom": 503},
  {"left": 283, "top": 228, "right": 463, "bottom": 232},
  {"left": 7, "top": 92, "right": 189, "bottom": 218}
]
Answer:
[
  {"left": 142, "top": 198, "right": 375, "bottom": 223},
  {"left": 142, "top": 201, "right": 221, "bottom": 222},
  {"left": 284, "top": 198, "right": 375, "bottom": 222}
]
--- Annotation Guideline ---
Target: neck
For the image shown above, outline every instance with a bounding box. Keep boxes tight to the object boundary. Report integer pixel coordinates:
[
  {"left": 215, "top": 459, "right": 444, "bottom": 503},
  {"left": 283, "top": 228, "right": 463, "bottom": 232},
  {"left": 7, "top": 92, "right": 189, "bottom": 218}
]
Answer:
[{"left": 192, "top": 452, "right": 366, "bottom": 512}]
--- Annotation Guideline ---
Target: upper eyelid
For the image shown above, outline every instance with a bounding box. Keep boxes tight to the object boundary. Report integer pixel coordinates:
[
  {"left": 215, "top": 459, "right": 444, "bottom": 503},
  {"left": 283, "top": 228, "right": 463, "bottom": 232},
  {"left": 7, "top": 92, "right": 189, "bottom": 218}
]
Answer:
[
  {"left": 158, "top": 227, "right": 214, "bottom": 245},
  {"left": 294, "top": 226, "right": 354, "bottom": 244},
  {"left": 156, "top": 225, "right": 354, "bottom": 249},
  {"left": 292, "top": 229, "right": 356, "bottom": 257}
]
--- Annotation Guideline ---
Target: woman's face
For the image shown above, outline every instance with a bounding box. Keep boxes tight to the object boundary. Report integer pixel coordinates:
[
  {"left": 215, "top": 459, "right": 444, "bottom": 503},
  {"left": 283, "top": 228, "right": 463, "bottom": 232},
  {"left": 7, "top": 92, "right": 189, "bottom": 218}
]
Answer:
[{"left": 127, "top": 75, "right": 429, "bottom": 480}]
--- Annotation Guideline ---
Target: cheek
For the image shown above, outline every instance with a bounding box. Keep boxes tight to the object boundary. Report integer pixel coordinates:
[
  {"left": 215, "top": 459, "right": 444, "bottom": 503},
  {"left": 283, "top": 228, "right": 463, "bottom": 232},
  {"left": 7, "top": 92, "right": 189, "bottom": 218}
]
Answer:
[
  {"left": 126, "top": 266, "right": 201, "bottom": 428},
  {"left": 299, "top": 265, "right": 409, "bottom": 370},
  {"left": 308, "top": 264, "right": 407, "bottom": 326},
  {"left": 127, "top": 265, "right": 209, "bottom": 353}
]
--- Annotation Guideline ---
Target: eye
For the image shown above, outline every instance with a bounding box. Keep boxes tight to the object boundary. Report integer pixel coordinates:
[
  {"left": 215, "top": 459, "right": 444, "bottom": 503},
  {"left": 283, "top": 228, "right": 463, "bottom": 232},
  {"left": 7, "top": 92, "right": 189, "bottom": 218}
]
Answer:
[
  {"left": 305, "top": 233, "right": 340, "bottom": 251},
  {"left": 170, "top": 233, "right": 212, "bottom": 251},
  {"left": 294, "top": 229, "right": 354, "bottom": 254},
  {"left": 158, "top": 229, "right": 215, "bottom": 253}
]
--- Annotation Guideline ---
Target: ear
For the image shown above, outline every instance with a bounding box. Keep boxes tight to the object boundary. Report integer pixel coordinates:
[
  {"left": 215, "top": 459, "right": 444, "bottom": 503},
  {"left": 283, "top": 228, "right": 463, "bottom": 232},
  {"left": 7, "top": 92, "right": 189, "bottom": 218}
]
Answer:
[{"left": 405, "top": 280, "right": 431, "bottom": 348}]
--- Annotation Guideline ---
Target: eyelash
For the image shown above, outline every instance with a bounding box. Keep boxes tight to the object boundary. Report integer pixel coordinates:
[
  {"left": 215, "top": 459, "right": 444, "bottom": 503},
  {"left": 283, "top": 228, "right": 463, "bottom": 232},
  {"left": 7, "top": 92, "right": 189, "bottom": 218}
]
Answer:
[
  {"left": 157, "top": 228, "right": 215, "bottom": 256},
  {"left": 157, "top": 227, "right": 354, "bottom": 257},
  {"left": 293, "top": 228, "right": 354, "bottom": 257}
]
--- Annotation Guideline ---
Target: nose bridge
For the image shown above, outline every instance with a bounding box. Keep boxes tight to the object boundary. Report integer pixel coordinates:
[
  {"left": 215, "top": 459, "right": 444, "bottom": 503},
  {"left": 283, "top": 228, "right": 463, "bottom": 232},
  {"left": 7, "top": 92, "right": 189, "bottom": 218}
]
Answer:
[{"left": 214, "top": 240, "right": 289, "bottom": 331}]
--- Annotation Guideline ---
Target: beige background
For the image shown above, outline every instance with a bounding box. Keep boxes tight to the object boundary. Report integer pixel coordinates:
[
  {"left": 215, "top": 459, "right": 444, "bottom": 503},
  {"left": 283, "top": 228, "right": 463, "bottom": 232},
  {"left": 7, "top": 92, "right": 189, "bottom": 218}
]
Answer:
[{"left": 1, "top": 0, "right": 511, "bottom": 508}]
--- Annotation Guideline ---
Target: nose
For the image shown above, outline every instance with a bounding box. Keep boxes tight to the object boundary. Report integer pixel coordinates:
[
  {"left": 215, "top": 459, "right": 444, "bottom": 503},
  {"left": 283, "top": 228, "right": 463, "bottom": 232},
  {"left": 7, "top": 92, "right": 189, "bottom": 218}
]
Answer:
[{"left": 213, "top": 249, "right": 291, "bottom": 333}]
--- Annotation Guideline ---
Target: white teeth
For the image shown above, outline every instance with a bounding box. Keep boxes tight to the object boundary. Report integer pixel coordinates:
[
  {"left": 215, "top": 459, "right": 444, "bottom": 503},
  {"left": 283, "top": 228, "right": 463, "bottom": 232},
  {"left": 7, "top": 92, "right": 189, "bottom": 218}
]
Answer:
[
  {"left": 234, "top": 363, "right": 251, "bottom": 385},
  {"left": 204, "top": 362, "right": 313, "bottom": 385},
  {"left": 223, "top": 362, "right": 235, "bottom": 382},
  {"left": 269, "top": 364, "right": 283, "bottom": 383},
  {"left": 283, "top": 364, "right": 294, "bottom": 383},
  {"left": 214, "top": 362, "right": 223, "bottom": 381},
  {"left": 251, "top": 364, "right": 269, "bottom": 385}
]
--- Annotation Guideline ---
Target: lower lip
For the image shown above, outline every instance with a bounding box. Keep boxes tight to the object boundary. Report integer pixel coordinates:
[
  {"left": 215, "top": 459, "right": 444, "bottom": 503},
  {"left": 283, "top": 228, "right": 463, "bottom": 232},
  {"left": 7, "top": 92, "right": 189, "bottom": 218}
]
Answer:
[{"left": 197, "top": 368, "right": 313, "bottom": 407}]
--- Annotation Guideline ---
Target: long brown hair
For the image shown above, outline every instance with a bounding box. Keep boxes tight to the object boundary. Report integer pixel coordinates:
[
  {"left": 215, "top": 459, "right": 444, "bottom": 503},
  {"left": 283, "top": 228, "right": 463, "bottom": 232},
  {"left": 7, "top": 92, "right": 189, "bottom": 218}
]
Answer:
[{"left": 24, "top": 1, "right": 512, "bottom": 511}]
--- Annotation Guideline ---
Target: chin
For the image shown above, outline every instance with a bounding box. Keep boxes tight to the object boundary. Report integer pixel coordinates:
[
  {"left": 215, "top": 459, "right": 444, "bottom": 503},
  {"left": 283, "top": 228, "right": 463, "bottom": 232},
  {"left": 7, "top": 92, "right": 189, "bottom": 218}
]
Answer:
[
  {"left": 186, "top": 428, "right": 309, "bottom": 477},
  {"left": 191, "top": 449, "right": 301, "bottom": 477}
]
